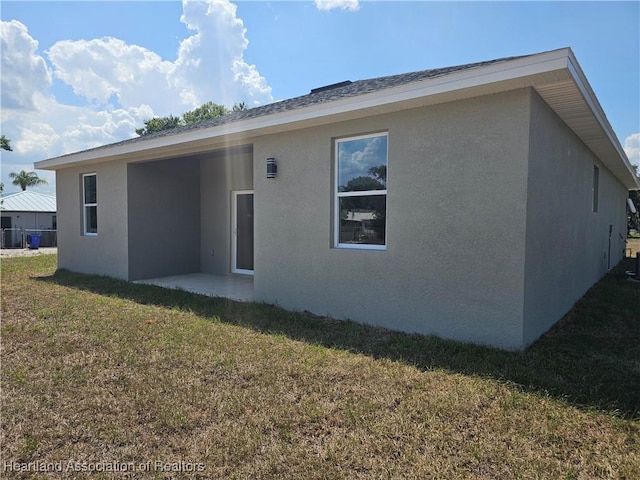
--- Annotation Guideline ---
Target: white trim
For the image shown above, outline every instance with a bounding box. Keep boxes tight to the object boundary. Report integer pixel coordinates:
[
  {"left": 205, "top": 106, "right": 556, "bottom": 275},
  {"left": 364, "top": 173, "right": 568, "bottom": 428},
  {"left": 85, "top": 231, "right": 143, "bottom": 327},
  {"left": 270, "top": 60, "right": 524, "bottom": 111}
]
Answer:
[
  {"left": 337, "top": 243, "right": 387, "bottom": 251},
  {"left": 334, "top": 132, "right": 388, "bottom": 250},
  {"left": 337, "top": 190, "right": 388, "bottom": 198},
  {"left": 34, "top": 48, "right": 639, "bottom": 190},
  {"left": 231, "top": 190, "right": 254, "bottom": 275},
  {"left": 564, "top": 51, "right": 639, "bottom": 187},
  {"left": 82, "top": 173, "right": 97, "bottom": 236},
  {"left": 34, "top": 50, "right": 570, "bottom": 171}
]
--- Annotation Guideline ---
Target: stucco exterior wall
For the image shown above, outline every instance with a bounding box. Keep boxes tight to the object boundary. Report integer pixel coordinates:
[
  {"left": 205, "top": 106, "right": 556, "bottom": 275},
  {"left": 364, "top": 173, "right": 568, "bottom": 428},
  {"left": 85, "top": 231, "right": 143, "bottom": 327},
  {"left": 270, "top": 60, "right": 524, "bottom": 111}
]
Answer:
[
  {"left": 253, "top": 89, "right": 532, "bottom": 349},
  {"left": 522, "top": 92, "right": 630, "bottom": 345},
  {"left": 55, "top": 161, "right": 129, "bottom": 279},
  {"left": 127, "top": 157, "right": 201, "bottom": 281},
  {"left": 200, "top": 147, "right": 253, "bottom": 275}
]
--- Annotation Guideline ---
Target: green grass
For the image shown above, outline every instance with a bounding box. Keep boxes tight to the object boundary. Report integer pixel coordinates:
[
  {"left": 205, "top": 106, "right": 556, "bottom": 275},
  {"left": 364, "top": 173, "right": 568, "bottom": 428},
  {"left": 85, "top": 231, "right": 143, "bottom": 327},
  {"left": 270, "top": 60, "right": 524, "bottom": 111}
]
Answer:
[{"left": 1, "top": 255, "right": 639, "bottom": 479}]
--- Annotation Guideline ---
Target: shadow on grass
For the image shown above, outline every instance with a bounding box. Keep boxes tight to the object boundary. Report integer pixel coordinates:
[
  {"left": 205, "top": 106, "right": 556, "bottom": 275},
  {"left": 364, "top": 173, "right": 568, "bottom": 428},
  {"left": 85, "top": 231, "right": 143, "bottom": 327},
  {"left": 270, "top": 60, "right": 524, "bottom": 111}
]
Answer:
[{"left": 37, "top": 259, "right": 640, "bottom": 419}]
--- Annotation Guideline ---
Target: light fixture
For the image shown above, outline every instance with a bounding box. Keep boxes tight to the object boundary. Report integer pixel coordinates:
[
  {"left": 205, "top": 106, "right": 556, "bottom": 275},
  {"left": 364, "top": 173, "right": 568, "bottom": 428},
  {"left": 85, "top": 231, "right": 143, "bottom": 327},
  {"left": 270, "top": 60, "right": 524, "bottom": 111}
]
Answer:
[{"left": 266, "top": 157, "right": 277, "bottom": 178}]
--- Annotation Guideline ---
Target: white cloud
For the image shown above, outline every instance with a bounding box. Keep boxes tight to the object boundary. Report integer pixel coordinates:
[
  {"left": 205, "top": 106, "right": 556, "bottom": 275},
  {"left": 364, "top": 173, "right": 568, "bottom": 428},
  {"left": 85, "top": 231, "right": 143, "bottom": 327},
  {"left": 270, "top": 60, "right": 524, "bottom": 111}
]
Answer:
[
  {"left": 314, "top": 0, "right": 360, "bottom": 12},
  {"left": 0, "top": 0, "right": 273, "bottom": 195},
  {"left": 338, "top": 135, "right": 386, "bottom": 186},
  {"left": 624, "top": 133, "right": 640, "bottom": 168},
  {"left": 0, "top": 20, "right": 52, "bottom": 110},
  {"left": 45, "top": 0, "right": 272, "bottom": 115},
  {"left": 175, "top": 0, "right": 272, "bottom": 107},
  {"left": 47, "top": 37, "right": 174, "bottom": 109},
  {"left": 15, "top": 99, "right": 154, "bottom": 158}
]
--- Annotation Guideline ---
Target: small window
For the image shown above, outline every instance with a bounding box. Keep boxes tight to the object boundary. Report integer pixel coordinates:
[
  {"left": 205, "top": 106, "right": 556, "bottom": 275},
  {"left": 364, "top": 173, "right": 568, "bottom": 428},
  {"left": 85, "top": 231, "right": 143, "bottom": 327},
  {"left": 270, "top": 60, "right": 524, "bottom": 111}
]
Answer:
[
  {"left": 592, "top": 165, "right": 599, "bottom": 213},
  {"left": 335, "top": 133, "right": 387, "bottom": 249},
  {"left": 82, "top": 173, "right": 97, "bottom": 235}
]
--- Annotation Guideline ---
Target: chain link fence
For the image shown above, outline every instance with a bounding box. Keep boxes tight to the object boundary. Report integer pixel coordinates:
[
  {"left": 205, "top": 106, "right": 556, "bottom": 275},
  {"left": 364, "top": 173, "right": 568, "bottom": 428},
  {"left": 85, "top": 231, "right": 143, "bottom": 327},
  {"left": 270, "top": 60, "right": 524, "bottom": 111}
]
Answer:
[{"left": 1, "top": 228, "right": 57, "bottom": 249}]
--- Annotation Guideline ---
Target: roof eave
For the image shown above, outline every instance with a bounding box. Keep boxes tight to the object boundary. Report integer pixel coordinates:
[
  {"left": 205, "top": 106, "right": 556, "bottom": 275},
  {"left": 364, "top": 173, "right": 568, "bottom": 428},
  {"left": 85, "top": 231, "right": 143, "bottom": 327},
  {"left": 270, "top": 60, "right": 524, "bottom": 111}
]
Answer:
[
  {"left": 35, "top": 48, "right": 639, "bottom": 190},
  {"left": 34, "top": 49, "right": 570, "bottom": 170},
  {"left": 564, "top": 50, "right": 639, "bottom": 189}
]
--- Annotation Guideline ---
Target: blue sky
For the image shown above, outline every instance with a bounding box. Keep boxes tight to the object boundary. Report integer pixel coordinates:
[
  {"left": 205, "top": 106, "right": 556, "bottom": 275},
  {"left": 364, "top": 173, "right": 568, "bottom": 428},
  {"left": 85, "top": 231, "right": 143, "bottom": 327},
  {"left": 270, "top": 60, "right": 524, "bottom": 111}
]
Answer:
[{"left": 1, "top": 0, "right": 639, "bottom": 196}]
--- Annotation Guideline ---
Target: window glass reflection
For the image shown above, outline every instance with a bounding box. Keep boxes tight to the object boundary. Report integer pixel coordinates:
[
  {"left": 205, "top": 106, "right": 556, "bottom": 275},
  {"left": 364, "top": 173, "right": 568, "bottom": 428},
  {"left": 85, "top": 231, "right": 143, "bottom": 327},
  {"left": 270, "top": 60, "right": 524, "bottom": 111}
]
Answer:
[{"left": 339, "top": 196, "right": 386, "bottom": 245}]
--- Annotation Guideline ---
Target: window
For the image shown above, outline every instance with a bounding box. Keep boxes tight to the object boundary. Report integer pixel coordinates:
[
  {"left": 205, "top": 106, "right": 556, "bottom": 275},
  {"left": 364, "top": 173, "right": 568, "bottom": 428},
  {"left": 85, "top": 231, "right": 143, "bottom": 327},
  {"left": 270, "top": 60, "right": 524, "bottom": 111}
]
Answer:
[
  {"left": 82, "top": 173, "right": 97, "bottom": 235},
  {"left": 335, "top": 133, "right": 387, "bottom": 249},
  {"left": 592, "top": 165, "right": 599, "bottom": 213}
]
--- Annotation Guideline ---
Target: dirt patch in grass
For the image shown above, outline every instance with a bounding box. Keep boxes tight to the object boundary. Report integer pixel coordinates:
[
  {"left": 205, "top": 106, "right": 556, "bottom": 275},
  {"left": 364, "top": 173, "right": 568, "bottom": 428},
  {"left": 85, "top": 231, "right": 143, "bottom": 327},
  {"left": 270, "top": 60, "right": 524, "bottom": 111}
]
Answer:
[
  {"left": 0, "top": 247, "right": 57, "bottom": 258},
  {"left": 2, "top": 255, "right": 639, "bottom": 479}
]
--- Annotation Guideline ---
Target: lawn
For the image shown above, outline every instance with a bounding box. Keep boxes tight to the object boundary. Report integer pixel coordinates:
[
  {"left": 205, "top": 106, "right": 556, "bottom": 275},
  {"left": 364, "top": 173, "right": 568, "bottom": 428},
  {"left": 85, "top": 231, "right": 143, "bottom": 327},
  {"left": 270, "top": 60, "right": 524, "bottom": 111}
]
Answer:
[{"left": 1, "top": 255, "right": 639, "bottom": 479}]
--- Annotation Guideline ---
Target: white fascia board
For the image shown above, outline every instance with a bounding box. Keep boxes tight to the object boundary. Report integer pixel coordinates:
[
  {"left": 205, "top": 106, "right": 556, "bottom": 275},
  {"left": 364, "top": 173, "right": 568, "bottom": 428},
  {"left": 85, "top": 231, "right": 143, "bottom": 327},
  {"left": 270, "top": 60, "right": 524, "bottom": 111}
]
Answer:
[
  {"left": 37, "top": 48, "right": 576, "bottom": 171},
  {"left": 347, "top": 49, "right": 571, "bottom": 107},
  {"left": 565, "top": 50, "right": 640, "bottom": 189},
  {"left": 234, "top": 49, "right": 573, "bottom": 132}
]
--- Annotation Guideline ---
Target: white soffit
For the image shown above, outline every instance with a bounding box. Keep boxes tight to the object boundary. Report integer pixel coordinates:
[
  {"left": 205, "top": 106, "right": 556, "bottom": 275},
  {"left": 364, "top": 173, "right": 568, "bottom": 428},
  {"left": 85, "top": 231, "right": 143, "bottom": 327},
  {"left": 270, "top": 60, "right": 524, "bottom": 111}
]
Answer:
[
  {"left": 534, "top": 51, "right": 638, "bottom": 189},
  {"left": 34, "top": 48, "right": 639, "bottom": 189}
]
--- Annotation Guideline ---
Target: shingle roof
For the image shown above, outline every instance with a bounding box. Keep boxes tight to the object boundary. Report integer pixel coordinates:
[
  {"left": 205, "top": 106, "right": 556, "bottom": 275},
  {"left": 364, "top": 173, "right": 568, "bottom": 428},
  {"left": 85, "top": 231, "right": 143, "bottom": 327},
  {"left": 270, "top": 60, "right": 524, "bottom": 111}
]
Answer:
[
  {"left": 56, "top": 53, "right": 531, "bottom": 158},
  {"left": 35, "top": 48, "right": 640, "bottom": 190},
  {"left": 0, "top": 191, "right": 57, "bottom": 212}
]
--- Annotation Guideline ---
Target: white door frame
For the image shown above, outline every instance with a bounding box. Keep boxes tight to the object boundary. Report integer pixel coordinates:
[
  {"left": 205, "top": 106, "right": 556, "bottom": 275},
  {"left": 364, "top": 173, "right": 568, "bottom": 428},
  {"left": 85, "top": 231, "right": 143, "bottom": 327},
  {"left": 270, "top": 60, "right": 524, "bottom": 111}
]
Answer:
[{"left": 231, "top": 190, "right": 254, "bottom": 275}]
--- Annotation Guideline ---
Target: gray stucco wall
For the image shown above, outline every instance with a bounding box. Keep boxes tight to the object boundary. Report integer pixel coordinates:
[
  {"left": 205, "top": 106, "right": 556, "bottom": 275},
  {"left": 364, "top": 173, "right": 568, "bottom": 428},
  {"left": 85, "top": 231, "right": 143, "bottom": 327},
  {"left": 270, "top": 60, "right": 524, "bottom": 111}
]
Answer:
[
  {"left": 522, "top": 91, "right": 629, "bottom": 346},
  {"left": 200, "top": 147, "right": 253, "bottom": 275},
  {"left": 55, "top": 161, "right": 129, "bottom": 279},
  {"left": 50, "top": 87, "right": 630, "bottom": 350},
  {"left": 253, "top": 89, "right": 532, "bottom": 349},
  {"left": 127, "top": 157, "right": 201, "bottom": 281}
]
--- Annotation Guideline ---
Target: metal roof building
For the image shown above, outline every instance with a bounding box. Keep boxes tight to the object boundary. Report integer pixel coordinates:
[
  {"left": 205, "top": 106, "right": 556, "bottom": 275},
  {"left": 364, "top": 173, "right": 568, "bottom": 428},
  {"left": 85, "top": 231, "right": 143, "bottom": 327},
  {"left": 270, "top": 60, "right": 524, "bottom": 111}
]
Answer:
[{"left": 1, "top": 191, "right": 57, "bottom": 212}]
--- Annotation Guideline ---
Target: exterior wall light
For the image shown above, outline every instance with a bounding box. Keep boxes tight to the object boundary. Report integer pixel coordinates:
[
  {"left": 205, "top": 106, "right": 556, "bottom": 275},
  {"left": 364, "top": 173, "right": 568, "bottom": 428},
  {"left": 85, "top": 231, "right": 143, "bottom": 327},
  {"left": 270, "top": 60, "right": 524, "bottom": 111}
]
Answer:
[{"left": 267, "top": 157, "right": 277, "bottom": 178}]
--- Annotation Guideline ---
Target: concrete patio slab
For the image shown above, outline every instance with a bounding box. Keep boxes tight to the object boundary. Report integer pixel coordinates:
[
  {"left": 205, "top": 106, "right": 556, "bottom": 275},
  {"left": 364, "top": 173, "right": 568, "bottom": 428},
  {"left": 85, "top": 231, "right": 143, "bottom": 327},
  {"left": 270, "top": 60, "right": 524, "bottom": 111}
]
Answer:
[{"left": 134, "top": 273, "right": 254, "bottom": 302}]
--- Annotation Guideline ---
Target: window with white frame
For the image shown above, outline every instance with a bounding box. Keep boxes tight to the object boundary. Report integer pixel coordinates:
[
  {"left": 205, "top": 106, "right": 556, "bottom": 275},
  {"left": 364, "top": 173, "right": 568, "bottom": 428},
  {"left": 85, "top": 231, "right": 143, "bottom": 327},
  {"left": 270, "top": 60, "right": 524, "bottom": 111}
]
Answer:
[
  {"left": 82, "top": 173, "right": 97, "bottom": 235},
  {"left": 335, "top": 132, "right": 388, "bottom": 249}
]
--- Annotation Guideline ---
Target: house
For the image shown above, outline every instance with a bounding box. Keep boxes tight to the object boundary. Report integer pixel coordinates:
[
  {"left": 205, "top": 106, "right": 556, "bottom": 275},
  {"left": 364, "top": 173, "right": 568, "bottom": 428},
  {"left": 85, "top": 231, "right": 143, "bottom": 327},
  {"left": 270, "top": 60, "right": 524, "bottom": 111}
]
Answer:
[
  {"left": 1, "top": 191, "right": 57, "bottom": 248},
  {"left": 35, "top": 48, "right": 639, "bottom": 350}
]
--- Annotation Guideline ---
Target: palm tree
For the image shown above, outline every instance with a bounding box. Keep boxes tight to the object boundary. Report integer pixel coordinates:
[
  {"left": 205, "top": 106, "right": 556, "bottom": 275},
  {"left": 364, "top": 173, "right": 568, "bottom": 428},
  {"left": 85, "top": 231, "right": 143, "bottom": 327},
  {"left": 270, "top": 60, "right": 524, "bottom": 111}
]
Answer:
[
  {"left": 9, "top": 170, "right": 48, "bottom": 191},
  {"left": 0, "top": 135, "right": 12, "bottom": 151}
]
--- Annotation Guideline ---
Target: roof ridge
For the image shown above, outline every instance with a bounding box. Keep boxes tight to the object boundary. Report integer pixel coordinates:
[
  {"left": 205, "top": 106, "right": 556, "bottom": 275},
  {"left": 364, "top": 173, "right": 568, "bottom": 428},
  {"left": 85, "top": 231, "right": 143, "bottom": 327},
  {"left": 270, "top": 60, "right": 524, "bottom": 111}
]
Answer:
[
  {"left": 1, "top": 190, "right": 55, "bottom": 198},
  {"left": 95, "top": 54, "right": 531, "bottom": 142},
  {"left": 350, "top": 51, "right": 538, "bottom": 88},
  {"left": 38, "top": 48, "right": 570, "bottom": 162}
]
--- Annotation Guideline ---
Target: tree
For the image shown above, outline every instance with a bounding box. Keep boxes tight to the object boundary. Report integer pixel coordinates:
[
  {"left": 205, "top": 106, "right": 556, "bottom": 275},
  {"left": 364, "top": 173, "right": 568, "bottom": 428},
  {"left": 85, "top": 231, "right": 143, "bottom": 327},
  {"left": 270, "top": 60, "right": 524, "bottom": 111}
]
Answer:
[
  {"left": 368, "top": 165, "right": 387, "bottom": 183},
  {"left": 232, "top": 101, "right": 248, "bottom": 112},
  {"left": 1, "top": 135, "right": 12, "bottom": 151},
  {"left": 9, "top": 170, "right": 48, "bottom": 191},
  {"left": 135, "top": 115, "right": 182, "bottom": 136},
  {"left": 136, "top": 101, "right": 249, "bottom": 136},
  {"left": 182, "top": 101, "right": 228, "bottom": 125}
]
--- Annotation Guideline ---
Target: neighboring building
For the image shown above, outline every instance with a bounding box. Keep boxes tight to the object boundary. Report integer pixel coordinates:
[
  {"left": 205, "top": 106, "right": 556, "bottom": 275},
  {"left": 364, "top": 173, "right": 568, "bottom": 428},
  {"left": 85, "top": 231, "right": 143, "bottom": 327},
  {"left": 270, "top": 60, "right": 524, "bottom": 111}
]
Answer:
[
  {"left": 1, "top": 191, "right": 57, "bottom": 247},
  {"left": 35, "top": 48, "right": 639, "bottom": 350}
]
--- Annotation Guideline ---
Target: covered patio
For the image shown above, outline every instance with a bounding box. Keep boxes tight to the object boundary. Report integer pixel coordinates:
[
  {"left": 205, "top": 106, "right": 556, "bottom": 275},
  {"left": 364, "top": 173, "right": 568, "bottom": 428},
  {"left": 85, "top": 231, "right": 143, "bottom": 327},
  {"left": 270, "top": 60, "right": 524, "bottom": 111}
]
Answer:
[
  {"left": 134, "top": 273, "right": 254, "bottom": 302},
  {"left": 126, "top": 146, "right": 254, "bottom": 284}
]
